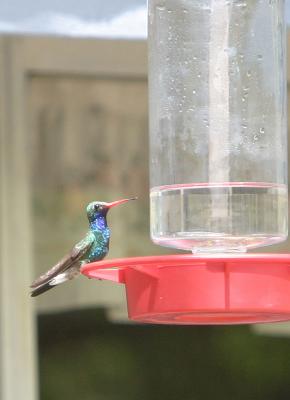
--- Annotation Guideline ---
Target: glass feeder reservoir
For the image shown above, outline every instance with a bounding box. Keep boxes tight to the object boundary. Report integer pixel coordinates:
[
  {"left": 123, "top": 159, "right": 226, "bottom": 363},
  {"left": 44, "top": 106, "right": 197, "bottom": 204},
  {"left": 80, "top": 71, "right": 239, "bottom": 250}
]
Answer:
[{"left": 149, "top": 0, "right": 288, "bottom": 253}]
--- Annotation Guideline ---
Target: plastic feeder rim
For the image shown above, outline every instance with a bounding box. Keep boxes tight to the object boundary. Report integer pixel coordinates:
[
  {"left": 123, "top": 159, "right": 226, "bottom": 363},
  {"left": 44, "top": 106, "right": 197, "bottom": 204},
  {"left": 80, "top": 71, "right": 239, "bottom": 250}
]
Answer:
[{"left": 81, "top": 254, "right": 290, "bottom": 325}]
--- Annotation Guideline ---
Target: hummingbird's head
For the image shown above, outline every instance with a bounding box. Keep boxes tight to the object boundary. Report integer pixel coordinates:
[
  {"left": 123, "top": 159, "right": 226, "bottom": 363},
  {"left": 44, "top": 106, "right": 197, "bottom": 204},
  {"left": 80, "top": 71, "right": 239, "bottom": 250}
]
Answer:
[{"left": 86, "top": 198, "right": 137, "bottom": 223}]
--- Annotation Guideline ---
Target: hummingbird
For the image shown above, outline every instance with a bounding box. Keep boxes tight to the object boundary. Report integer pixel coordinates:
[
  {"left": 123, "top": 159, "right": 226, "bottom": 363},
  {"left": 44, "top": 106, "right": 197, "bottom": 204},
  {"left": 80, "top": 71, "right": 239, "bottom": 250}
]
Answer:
[{"left": 30, "top": 198, "right": 137, "bottom": 297}]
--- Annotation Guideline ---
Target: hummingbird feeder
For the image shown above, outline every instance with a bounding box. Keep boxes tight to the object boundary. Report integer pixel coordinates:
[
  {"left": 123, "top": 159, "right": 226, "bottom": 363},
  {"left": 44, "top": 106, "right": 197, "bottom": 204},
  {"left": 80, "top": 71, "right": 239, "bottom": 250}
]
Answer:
[{"left": 82, "top": 0, "right": 290, "bottom": 324}]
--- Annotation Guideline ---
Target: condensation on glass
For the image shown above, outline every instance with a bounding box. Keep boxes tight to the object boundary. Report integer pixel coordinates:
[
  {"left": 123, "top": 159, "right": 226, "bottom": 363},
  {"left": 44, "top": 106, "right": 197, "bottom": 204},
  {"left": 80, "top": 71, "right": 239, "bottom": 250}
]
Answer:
[{"left": 148, "top": 0, "right": 288, "bottom": 253}]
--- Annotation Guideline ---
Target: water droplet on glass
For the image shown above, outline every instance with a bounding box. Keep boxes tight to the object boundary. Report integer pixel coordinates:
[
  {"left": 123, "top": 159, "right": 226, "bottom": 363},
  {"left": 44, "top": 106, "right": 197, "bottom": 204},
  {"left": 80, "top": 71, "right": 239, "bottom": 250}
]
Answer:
[
  {"left": 243, "top": 87, "right": 249, "bottom": 97},
  {"left": 257, "top": 54, "right": 263, "bottom": 61},
  {"left": 259, "top": 127, "right": 265, "bottom": 134},
  {"left": 192, "top": 89, "right": 196, "bottom": 95},
  {"left": 246, "top": 70, "right": 252, "bottom": 77},
  {"left": 236, "top": 1, "right": 247, "bottom": 7}
]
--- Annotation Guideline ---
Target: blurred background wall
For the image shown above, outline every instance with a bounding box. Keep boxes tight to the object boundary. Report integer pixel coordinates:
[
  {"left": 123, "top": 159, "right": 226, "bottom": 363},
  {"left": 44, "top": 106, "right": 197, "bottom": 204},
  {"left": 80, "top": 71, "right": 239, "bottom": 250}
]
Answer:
[{"left": 1, "top": 32, "right": 290, "bottom": 400}]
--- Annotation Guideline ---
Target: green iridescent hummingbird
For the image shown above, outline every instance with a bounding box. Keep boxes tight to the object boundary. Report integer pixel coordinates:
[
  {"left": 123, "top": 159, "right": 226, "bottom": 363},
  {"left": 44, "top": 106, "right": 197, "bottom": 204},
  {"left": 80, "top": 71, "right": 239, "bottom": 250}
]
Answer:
[{"left": 30, "top": 198, "right": 137, "bottom": 297}]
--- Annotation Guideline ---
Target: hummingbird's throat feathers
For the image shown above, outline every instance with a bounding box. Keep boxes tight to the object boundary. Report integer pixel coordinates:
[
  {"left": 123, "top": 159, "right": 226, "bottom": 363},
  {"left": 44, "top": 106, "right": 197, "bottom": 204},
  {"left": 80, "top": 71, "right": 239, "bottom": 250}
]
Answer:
[{"left": 89, "top": 214, "right": 108, "bottom": 231}]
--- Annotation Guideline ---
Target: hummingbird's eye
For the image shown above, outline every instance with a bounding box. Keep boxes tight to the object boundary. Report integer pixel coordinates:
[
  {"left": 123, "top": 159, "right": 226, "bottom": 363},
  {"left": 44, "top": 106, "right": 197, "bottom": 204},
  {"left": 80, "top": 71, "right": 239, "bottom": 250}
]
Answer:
[{"left": 94, "top": 204, "right": 100, "bottom": 211}]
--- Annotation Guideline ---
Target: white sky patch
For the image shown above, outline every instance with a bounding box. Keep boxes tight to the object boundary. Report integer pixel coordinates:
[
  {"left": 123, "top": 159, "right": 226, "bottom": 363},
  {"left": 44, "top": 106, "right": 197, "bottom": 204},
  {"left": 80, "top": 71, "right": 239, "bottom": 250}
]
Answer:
[{"left": 0, "top": 6, "right": 147, "bottom": 38}]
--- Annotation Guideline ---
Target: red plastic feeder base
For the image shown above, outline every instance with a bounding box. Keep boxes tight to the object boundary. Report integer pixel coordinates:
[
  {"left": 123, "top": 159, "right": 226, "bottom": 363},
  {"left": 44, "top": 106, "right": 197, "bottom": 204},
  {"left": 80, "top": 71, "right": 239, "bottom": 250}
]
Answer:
[{"left": 81, "top": 254, "right": 290, "bottom": 325}]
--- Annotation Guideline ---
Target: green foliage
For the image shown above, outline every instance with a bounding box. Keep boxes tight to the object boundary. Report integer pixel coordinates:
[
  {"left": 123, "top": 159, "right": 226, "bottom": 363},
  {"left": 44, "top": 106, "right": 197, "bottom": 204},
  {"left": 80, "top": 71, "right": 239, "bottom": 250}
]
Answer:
[{"left": 39, "top": 310, "right": 290, "bottom": 400}]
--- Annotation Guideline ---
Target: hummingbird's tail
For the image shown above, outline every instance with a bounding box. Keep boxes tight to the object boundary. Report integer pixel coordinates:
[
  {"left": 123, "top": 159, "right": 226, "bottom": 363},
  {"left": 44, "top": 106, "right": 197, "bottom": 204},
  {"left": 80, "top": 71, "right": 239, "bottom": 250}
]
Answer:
[
  {"left": 30, "top": 281, "right": 55, "bottom": 297},
  {"left": 30, "top": 265, "right": 80, "bottom": 297}
]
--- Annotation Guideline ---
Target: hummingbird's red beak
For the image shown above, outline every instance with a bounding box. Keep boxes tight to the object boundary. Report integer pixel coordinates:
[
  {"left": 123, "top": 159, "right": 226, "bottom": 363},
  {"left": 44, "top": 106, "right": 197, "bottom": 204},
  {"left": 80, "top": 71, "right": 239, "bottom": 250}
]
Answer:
[{"left": 107, "top": 197, "right": 137, "bottom": 209}]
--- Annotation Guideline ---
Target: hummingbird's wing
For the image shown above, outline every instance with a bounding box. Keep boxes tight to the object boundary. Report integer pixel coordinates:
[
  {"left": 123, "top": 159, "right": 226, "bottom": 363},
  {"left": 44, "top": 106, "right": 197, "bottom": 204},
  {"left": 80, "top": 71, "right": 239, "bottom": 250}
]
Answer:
[{"left": 30, "top": 233, "right": 94, "bottom": 289}]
